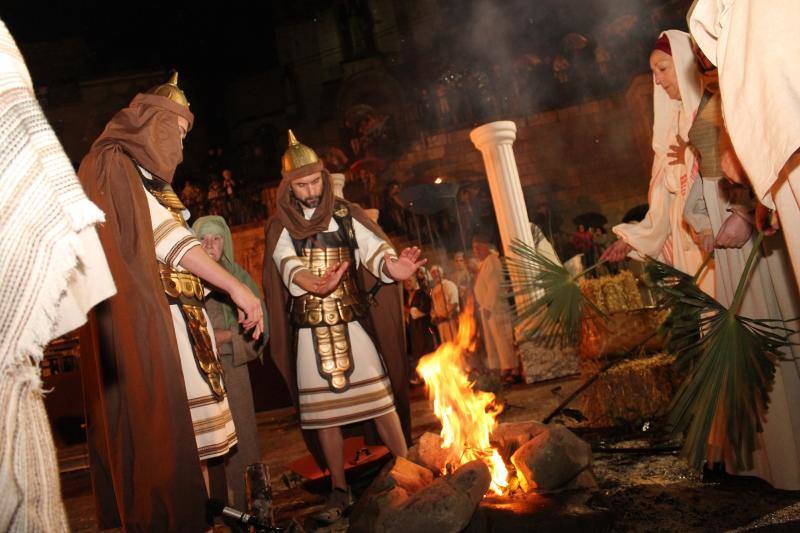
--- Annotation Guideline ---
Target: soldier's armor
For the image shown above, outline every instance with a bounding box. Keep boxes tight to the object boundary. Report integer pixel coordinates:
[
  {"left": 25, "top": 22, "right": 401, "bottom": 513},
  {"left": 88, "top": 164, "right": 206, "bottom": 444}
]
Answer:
[
  {"left": 140, "top": 170, "right": 226, "bottom": 400},
  {"left": 289, "top": 202, "right": 368, "bottom": 393}
]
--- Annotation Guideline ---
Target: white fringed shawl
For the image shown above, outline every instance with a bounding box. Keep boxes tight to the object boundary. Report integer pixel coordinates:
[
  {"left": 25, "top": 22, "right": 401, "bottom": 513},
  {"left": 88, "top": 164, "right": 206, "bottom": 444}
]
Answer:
[{"left": 0, "top": 19, "right": 115, "bottom": 532}]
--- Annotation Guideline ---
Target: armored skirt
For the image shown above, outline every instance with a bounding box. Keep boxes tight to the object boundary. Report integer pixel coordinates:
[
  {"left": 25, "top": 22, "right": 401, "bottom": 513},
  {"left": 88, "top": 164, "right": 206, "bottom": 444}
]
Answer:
[{"left": 296, "top": 321, "right": 396, "bottom": 429}]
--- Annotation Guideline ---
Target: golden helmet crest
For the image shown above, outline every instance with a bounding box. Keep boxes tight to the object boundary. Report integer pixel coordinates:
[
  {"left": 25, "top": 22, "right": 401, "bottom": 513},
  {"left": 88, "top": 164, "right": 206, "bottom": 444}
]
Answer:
[
  {"left": 148, "top": 71, "right": 189, "bottom": 107},
  {"left": 281, "top": 129, "right": 321, "bottom": 174}
]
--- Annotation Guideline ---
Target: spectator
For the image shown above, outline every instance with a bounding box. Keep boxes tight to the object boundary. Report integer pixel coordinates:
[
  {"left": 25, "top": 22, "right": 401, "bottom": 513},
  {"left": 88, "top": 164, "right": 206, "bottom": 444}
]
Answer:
[
  {"left": 451, "top": 251, "right": 472, "bottom": 305},
  {"left": 403, "top": 276, "right": 436, "bottom": 385},
  {"left": 429, "top": 265, "right": 460, "bottom": 344},
  {"left": 472, "top": 233, "right": 519, "bottom": 384}
]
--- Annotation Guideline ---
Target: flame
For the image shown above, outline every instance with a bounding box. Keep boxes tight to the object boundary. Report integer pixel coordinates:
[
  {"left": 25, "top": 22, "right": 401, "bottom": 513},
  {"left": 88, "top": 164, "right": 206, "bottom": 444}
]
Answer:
[{"left": 416, "top": 302, "right": 509, "bottom": 495}]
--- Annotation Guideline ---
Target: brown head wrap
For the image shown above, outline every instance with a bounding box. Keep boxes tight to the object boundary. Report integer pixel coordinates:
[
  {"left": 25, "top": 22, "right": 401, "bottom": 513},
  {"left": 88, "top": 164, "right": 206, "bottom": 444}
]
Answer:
[
  {"left": 90, "top": 93, "right": 194, "bottom": 183},
  {"left": 276, "top": 167, "right": 335, "bottom": 240}
]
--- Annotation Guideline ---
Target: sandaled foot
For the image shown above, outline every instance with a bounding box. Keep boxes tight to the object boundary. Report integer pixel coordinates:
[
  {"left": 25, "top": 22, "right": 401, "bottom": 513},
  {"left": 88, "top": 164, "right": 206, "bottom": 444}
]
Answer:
[{"left": 313, "top": 487, "right": 353, "bottom": 524}]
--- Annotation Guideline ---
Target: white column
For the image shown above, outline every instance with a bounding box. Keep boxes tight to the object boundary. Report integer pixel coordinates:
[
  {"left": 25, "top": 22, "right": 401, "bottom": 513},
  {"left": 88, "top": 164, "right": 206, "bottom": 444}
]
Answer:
[
  {"left": 469, "top": 121, "right": 534, "bottom": 258},
  {"left": 471, "top": 121, "right": 578, "bottom": 383},
  {"left": 330, "top": 172, "right": 346, "bottom": 198}
]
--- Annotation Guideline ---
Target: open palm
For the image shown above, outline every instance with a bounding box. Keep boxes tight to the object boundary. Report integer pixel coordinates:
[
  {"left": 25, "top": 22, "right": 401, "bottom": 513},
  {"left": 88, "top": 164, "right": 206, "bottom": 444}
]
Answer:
[{"left": 384, "top": 247, "right": 427, "bottom": 281}]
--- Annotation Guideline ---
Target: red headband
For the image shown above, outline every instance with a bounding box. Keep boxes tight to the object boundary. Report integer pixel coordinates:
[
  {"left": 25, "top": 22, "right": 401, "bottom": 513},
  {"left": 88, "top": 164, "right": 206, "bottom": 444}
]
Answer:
[{"left": 653, "top": 34, "right": 672, "bottom": 56}]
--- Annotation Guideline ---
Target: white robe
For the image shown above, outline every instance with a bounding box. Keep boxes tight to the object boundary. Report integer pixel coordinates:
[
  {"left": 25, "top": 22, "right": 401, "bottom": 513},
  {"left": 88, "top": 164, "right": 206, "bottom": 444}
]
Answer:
[
  {"left": 0, "top": 18, "right": 115, "bottom": 531},
  {"left": 612, "top": 30, "right": 714, "bottom": 296},
  {"left": 272, "top": 208, "right": 399, "bottom": 429},
  {"left": 689, "top": 0, "right": 800, "bottom": 295},
  {"left": 685, "top": 175, "right": 800, "bottom": 489},
  {"left": 141, "top": 169, "right": 237, "bottom": 460},
  {"left": 474, "top": 252, "right": 517, "bottom": 371}
]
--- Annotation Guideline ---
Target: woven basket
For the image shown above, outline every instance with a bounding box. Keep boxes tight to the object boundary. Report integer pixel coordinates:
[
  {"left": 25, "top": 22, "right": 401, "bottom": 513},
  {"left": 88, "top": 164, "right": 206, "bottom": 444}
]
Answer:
[{"left": 579, "top": 271, "right": 665, "bottom": 359}]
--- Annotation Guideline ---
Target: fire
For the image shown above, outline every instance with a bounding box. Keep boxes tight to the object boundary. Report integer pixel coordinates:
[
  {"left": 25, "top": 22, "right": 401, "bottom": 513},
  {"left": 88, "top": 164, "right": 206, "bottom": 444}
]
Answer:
[{"left": 416, "top": 303, "right": 509, "bottom": 495}]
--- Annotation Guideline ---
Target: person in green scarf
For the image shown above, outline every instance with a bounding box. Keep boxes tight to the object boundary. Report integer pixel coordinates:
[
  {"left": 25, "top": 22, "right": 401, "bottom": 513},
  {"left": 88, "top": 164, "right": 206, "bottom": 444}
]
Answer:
[{"left": 193, "top": 215, "right": 267, "bottom": 512}]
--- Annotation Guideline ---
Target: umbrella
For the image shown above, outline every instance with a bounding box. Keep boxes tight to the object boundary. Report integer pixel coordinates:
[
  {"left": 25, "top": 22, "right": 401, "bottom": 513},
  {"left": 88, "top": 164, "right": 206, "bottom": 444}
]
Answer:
[
  {"left": 349, "top": 157, "right": 387, "bottom": 175},
  {"left": 398, "top": 182, "right": 460, "bottom": 215},
  {"left": 622, "top": 204, "right": 649, "bottom": 224},
  {"left": 572, "top": 212, "right": 608, "bottom": 229}
]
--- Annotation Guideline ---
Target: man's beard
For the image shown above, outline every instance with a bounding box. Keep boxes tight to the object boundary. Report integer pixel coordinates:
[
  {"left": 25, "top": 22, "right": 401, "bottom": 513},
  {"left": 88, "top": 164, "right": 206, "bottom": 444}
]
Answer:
[{"left": 298, "top": 195, "right": 321, "bottom": 208}]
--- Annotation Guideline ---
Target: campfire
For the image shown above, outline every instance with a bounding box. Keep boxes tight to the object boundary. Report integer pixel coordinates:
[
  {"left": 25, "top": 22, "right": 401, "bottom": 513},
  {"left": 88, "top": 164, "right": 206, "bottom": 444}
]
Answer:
[
  {"left": 416, "top": 303, "right": 510, "bottom": 495},
  {"left": 349, "top": 304, "right": 600, "bottom": 532}
]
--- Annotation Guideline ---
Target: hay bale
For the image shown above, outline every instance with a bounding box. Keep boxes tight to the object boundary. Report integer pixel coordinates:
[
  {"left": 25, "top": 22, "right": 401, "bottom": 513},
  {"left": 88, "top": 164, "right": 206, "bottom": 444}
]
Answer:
[{"left": 579, "top": 353, "right": 679, "bottom": 427}]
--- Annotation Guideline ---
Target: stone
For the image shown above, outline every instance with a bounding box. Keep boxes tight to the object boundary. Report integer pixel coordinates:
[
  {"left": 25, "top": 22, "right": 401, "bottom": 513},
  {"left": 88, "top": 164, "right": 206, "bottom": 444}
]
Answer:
[
  {"left": 518, "top": 340, "right": 580, "bottom": 384},
  {"left": 511, "top": 424, "right": 593, "bottom": 493},
  {"left": 390, "top": 456, "right": 435, "bottom": 494},
  {"left": 407, "top": 432, "right": 456, "bottom": 474},
  {"left": 351, "top": 459, "right": 492, "bottom": 533},
  {"left": 566, "top": 469, "right": 599, "bottom": 491},
  {"left": 491, "top": 421, "right": 548, "bottom": 462},
  {"left": 384, "top": 460, "right": 492, "bottom": 533},
  {"left": 349, "top": 459, "right": 413, "bottom": 533}
]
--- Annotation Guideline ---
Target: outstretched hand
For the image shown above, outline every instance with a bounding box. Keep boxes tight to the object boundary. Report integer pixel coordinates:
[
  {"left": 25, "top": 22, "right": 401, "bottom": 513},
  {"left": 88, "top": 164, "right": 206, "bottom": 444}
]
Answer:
[
  {"left": 230, "top": 283, "right": 264, "bottom": 340},
  {"left": 311, "top": 261, "right": 350, "bottom": 296},
  {"left": 384, "top": 246, "right": 427, "bottom": 281},
  {"left": 599, "top": 239, "right": 633, "bottom": 263},
  {"left": 667, "top": 135, "right": 689, "bottom": 166}
]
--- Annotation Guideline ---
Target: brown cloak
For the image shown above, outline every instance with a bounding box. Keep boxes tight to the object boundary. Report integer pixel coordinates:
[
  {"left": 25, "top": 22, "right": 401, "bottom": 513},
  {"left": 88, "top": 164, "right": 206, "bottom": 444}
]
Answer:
[
  {"left": 77, "top": 93, "right": 208, "bottom": 532},
  {"left": 263, "top": 175, "right": 411, "bottom": 469}
]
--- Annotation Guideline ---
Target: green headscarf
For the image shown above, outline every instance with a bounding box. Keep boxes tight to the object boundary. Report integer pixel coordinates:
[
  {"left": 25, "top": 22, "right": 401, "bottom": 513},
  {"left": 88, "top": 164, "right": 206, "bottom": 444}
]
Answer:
[{"left": 192, "top": 215, "right": 267, "bottom": 336}]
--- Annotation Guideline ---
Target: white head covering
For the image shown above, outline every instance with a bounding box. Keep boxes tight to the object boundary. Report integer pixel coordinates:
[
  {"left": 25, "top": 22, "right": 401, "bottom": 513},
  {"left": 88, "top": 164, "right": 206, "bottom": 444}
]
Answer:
[
  {"left": 651, "top": 30, "right": 702, "bottom": 167},
  {"left": 612, "top": 29, "right": 713, "bottom": 293}
]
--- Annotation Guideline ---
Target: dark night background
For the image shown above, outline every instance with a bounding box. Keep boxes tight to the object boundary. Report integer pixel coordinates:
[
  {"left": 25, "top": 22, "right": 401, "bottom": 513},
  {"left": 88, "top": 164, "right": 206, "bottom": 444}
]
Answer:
[{"left": 0, "top": 0, "right": 690, "bottom": 233}]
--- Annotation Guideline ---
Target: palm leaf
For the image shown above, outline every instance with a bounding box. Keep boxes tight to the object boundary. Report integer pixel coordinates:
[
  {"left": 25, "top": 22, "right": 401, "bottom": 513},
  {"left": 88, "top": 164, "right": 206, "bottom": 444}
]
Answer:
[
  {"left": 504, "top": 239, "right": 605, "bottom": 347},
  {"left": 645, "top": 232, "right": 796, "bottom": 470}
]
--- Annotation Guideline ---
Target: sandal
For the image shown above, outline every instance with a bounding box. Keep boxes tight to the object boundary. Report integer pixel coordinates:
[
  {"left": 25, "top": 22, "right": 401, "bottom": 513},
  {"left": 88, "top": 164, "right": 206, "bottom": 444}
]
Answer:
[{"left": 312, "top": 487, "right": 353, "bottom": 524}]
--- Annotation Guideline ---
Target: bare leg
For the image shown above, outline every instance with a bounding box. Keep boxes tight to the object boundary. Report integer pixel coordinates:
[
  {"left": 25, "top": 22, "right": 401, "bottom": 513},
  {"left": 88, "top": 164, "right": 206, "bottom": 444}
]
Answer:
[
  {"left": 200, "top": 459, "right": 210, "bottom": 494},
  {"left": 200, "top": 460, "right": 213, "bottom": 533},
  {"left": 318, "top": 426, "right": 347, "bottom": 490},
  {"left": 374, "top": 411, "right": 408, "bottom": 458}
]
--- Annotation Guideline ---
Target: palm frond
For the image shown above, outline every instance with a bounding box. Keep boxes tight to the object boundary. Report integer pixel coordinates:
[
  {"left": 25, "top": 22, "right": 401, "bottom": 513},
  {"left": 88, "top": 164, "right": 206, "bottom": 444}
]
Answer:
[
  {"left": 645, "top": 233, "right": 796, "bottom": 470},
  {"left": 504, "top": 239, "right": 605, "bottom": 347}
]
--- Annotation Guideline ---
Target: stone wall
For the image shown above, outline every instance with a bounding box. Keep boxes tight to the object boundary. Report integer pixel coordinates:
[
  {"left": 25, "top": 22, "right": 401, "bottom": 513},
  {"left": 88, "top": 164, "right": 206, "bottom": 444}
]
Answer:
[{"left": 389, "top": 73, "right": 654, "bottom": 230}]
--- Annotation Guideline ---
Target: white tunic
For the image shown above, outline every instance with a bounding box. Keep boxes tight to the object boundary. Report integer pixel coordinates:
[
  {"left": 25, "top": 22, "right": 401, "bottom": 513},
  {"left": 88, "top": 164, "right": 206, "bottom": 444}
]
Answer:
[
  {"left": 272, "top": 207, "right": 399, "bottom": 430},
  {"left": 685, "top": 174, "right": 800, "bottom": 490},
  {"left": 474, "top": 252, "right": 517, "bottom": 371},
  {"left": 141, "top": 168, "right": 237, "bottom": 460},
  {"left": 689, "top": 0, "right": 800, "bottom": 296}
]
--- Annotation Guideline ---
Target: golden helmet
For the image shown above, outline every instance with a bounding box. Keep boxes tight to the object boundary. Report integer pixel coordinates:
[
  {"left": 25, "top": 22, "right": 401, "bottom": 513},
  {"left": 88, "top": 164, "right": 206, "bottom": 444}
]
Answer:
[
  {"left": 281, "top": 129, "right": 322, "bottom": 177},
  {"left": 147, "top": 71, "right": 189, "bottom": 107}
]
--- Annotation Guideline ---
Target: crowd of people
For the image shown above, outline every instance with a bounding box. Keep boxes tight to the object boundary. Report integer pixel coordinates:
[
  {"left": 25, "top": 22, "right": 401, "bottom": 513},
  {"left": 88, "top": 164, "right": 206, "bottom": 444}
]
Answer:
[{"left": 402, "top": 239, "right": 522, "bottom": 388}]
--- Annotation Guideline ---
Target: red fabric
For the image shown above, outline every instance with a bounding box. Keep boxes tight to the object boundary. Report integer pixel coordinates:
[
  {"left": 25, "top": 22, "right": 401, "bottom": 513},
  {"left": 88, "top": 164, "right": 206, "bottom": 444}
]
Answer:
[{"left": 654, "top": 34, "right": 672, "bottom": 56}]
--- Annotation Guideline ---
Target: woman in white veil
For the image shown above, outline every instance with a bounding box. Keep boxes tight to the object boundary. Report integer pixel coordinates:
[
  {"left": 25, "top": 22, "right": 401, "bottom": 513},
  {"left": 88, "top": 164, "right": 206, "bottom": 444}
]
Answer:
[{"left": 602, "top": 30, "right": 714, "bottom": 296}]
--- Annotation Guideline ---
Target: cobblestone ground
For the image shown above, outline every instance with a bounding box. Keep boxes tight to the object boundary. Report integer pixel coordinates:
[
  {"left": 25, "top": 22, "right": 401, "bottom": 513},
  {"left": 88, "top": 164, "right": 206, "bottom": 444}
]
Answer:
[{"left": 62, "top": 376, "right": 800, "bottom": 532}]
